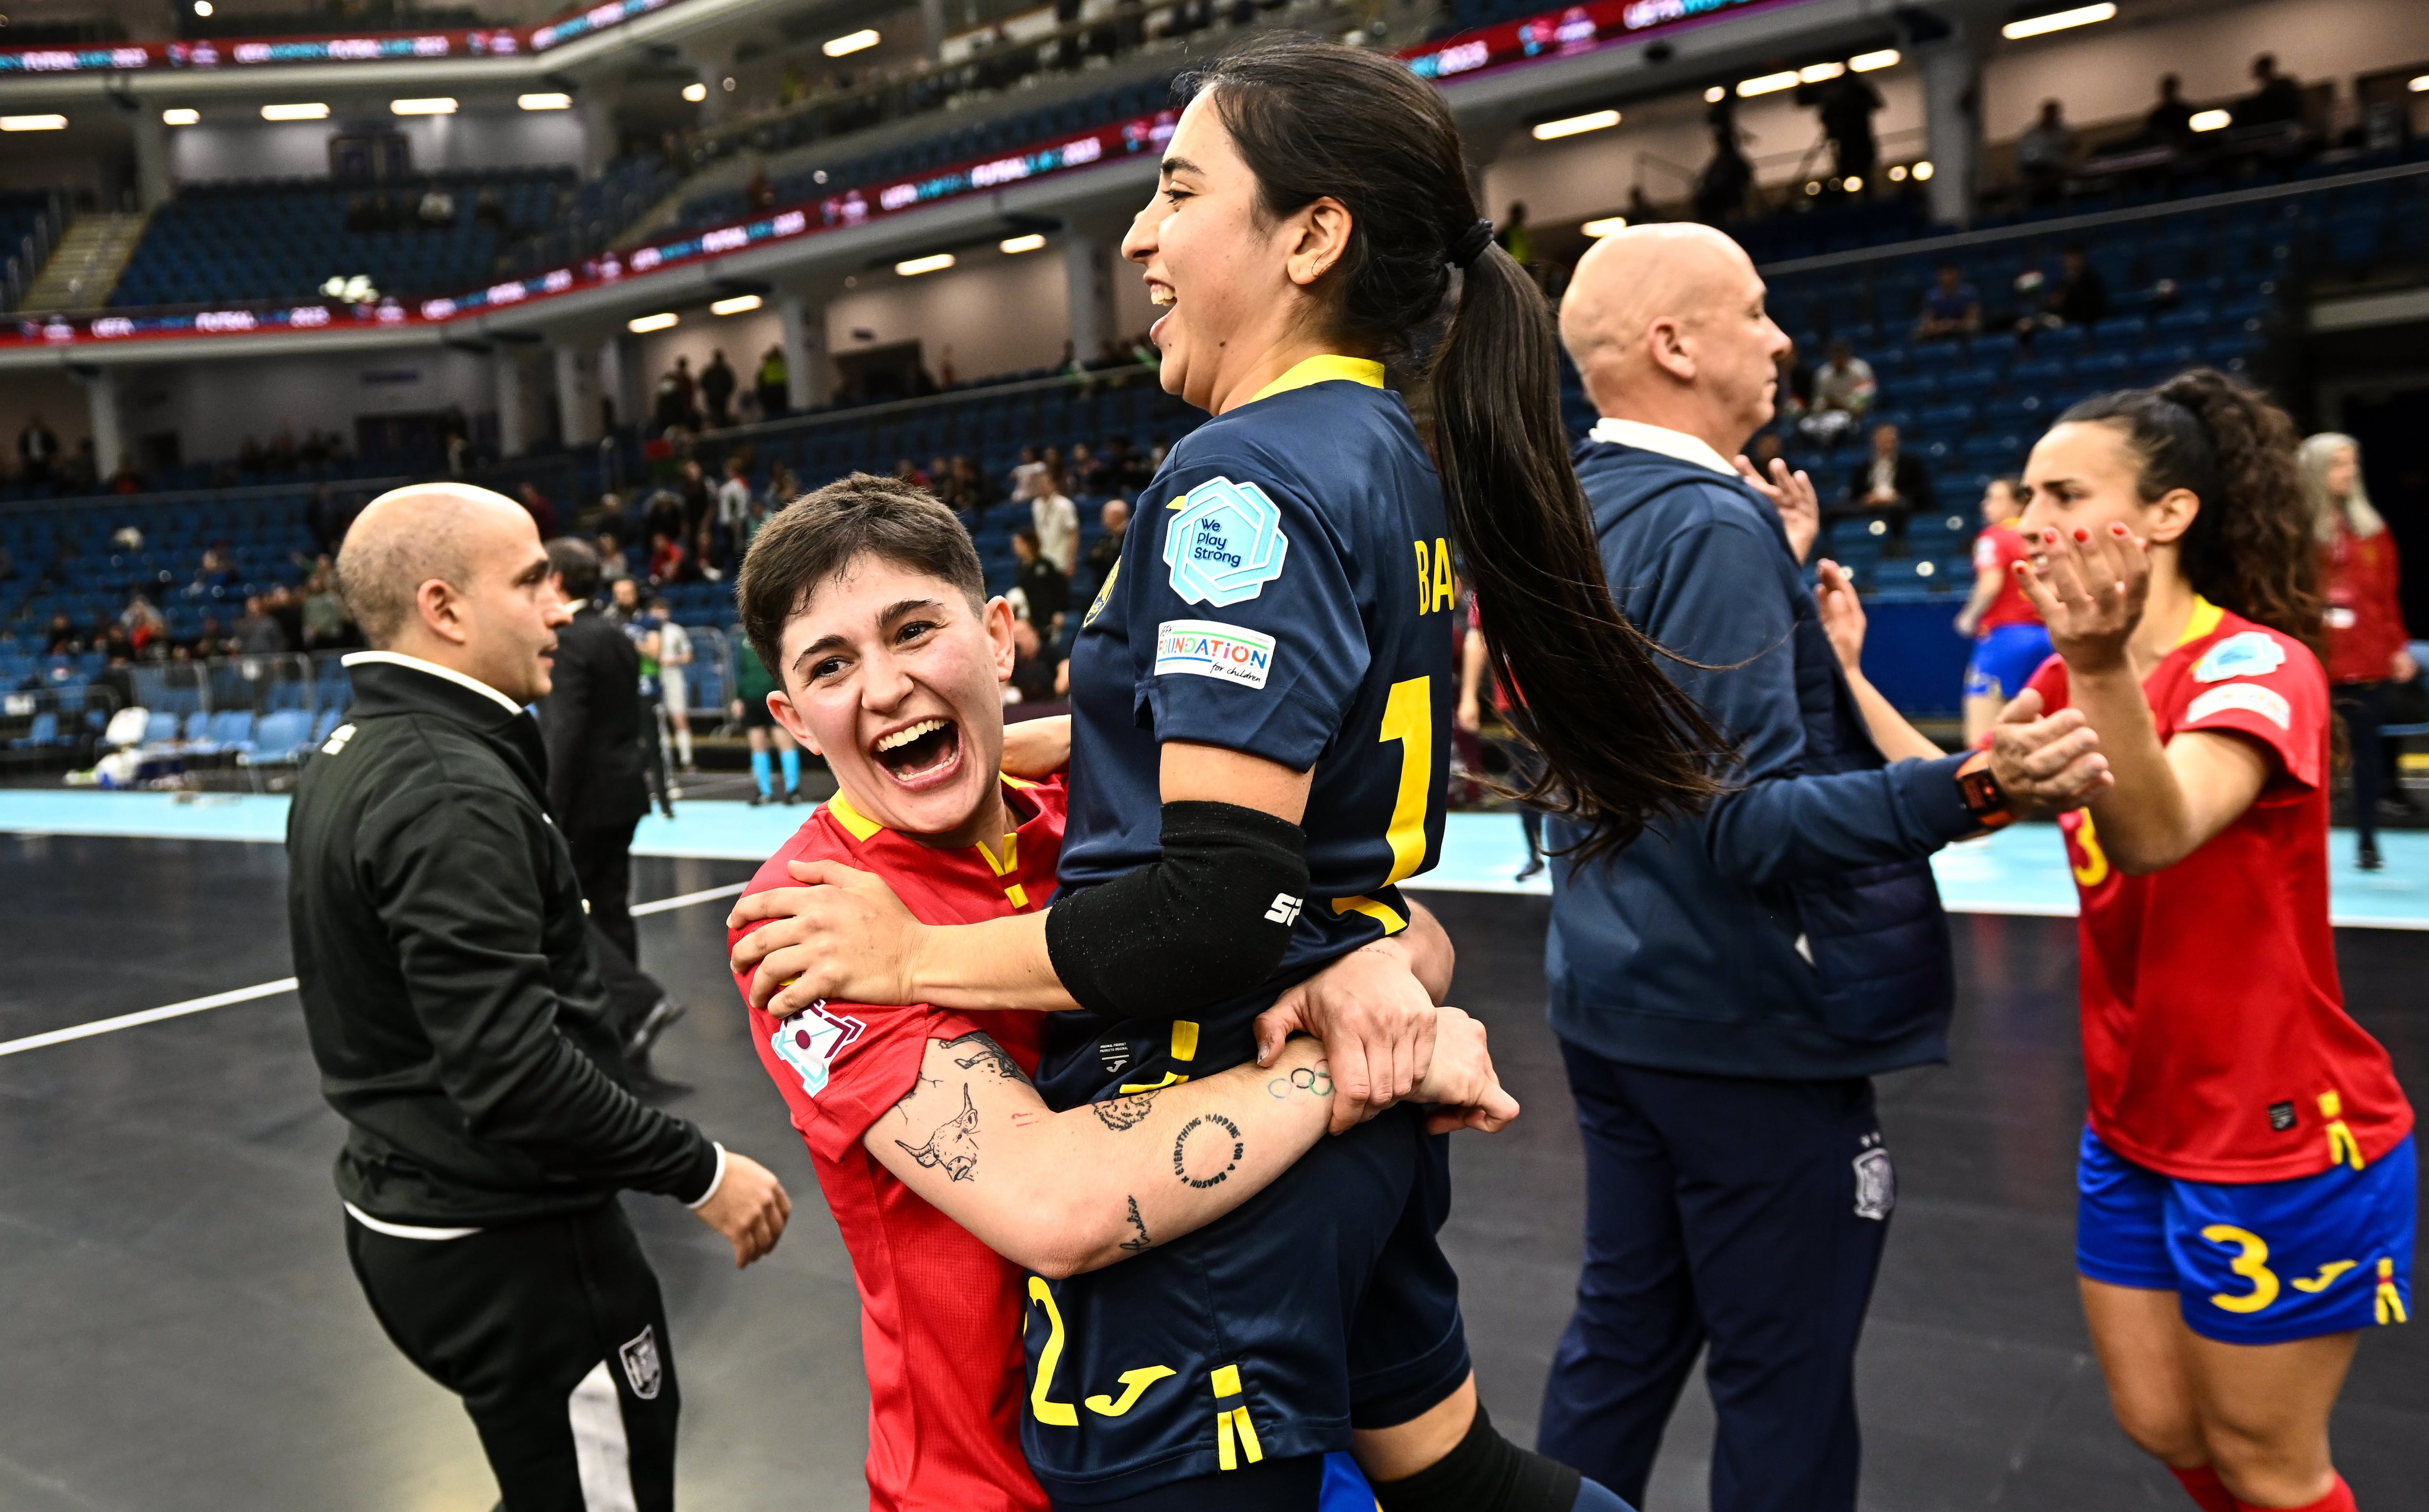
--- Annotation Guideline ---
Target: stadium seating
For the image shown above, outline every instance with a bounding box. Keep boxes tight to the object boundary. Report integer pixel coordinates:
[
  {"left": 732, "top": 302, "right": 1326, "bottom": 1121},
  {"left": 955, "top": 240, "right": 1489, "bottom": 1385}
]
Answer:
[{"left": 110, "top": 169, "right": 573, "bottom": 308}]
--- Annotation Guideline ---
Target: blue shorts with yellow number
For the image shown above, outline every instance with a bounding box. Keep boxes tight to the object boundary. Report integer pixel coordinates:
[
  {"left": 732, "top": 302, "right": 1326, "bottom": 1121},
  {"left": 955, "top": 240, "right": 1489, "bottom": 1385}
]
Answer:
[
  {"left": 2075, "top": 1126, "right": 2416, "bottom": 1345},
  {"left": 1018, "top": 1089, "right": 1468, "bottom": 1505}
]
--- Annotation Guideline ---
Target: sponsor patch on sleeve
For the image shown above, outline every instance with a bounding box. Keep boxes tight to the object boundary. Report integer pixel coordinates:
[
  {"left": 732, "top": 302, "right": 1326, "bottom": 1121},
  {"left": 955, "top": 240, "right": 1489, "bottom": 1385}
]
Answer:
[
  {"left": 769, "top": 1001, "right": 866, "bottom": 1098},
  {"left": 1164, "top": 476, "right": 1289, "bottom": 607},
  {"left": 1154, "top": 620, "right": 1277, "bottom": 690},
  {"left": 2191, "top": 630, "right": 2287, "bottom": 683},
  {"left": 2185, "top": 681, "right": 2292, "bottom": 731}
]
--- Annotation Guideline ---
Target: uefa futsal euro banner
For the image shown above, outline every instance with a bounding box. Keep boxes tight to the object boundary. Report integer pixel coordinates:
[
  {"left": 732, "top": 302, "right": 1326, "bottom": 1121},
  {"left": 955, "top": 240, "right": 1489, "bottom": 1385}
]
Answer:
[
  {"left": 0, "top": 0, "right": 685, "bottom": 73},
  {"left": 3, "top": 0, "right": 1803, "bottom": 350}
]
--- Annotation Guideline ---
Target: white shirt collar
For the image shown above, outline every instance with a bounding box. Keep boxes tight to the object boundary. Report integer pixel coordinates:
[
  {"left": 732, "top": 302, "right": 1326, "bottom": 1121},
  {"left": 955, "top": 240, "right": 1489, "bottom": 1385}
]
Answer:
[
  {"left": 342, "top": 649, "right": 529, "bottom": 717},
  {"left": 1588, "top": 417, "right": 1737, "bottom": 477}
]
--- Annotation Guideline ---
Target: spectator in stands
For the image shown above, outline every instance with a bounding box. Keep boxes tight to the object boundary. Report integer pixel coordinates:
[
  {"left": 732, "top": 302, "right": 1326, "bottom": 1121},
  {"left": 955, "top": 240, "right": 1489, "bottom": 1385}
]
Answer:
[
  {"left": 950, "top": 455, "right": 992, "bottom": 525},
  {"left": 302, "top": 566, "right": 350, "bottom": 649},
  {"left": 678, "top": 459, "right": 712, "bottom": 545},
  {"left": 766, "top": 461, "right": 801, "bottom": 513},
  {"left": 647, "top": 530, "right": 687, "bottom": 585},
  {"left": 194, "top": 544, "right": 236, "bottom": 595},
  {"left": 474, "top": 187, "right": 506, "bottom": 229},
  {"left": 715, "top": 457, "right": 753, "bottom": 569},
  {"left": 2031, "top": 244, "right": 2111, "bottom": 332},
  {"left": 1694, "top": 92, "right": 1754, "bottom": 225},
  {"left": 745, "top": 165, "right": 776, "bottom": 214},
  {"left": 598, "top": 530, "right": 632, "bottom": 585},
  {"left": 417, "top": 183, "right": 456, "bottom": 228},
  {"left": 1008, "top": 444, "right": 1046, "bottom": 503},
  {"left": 1009, "top": 528, "right": 1069, "bottom": 633},
  {"left": 236, "top": 595, "right": 290, "bottom": 655},
  {"left": 756, "top": 344, "right": 790, "bottom": 420},
  {"left": 517, "top": 483, "right": 558, "bottom": 541},
  {"left": 651, "top": 595, "right": 696, "bottom": 774},
  {"left": 1030, "top": 465, "right": 1079, "bottom": 577},
  {"left": 1842, "top": 421, "right": 1934, "bottom": 555},
  {"left": 1800, "top": 340, "right": 1876, "bottom": 445},
  {"left": 643, "top": 487, "right": 685, "bottom": 550},
  {"left": 1065, "top": 442, "right": 1103, "bottom": 494},
  {"left": 700, "top": 349, "right": 738, "bottom": 428},
  {"left": 1006, "top": 617, "right": 1060, "bottom": 705},
  {"left": 17, "top": 413, "right": 58, "bottom": 485},
  {"left": 891, "top": 457, "right": 931, "bottom": 492},
  {"left": 107, "top": 453, "right": 145, "bottom": 494},
  {"left": 2306, "top": 432, "right": 2417, "bottom": 872},
  {"left": 2145, "top": 73, "right": 2197, "bottom": 151},
  {"left": 2015, "top": 99, "right": 2076, "bottom": 204},
  {"left": 655, "top": 357, "right": 700, "bottom": 432},
  {"left": 2234, "top": 53, "right": 2305, "bottom": 129},
  {"left": 120, "top": 594, "right": 166, "bottom": 654},
  {"left": 1086, "top": 497, "right": 1128, "bottom": 594},
  {"left": 1916, "top": 262, "right": 1981, "bottom": 338},
  {"left": 1800, "top": 69, "right": 1884, "bottom": 193}
]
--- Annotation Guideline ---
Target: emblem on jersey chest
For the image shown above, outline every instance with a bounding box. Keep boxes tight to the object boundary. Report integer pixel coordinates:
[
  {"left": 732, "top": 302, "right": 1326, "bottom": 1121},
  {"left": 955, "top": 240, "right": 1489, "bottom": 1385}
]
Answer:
[
  {"left": 1165, "top": 476, "right": 1290, "bottom": 607},
  {"left": 2192, "top": 631, "right": 2285, "bottom": 682},
  {"left": 770, "top": 1001, "right": 866, "bottom": 1097}
]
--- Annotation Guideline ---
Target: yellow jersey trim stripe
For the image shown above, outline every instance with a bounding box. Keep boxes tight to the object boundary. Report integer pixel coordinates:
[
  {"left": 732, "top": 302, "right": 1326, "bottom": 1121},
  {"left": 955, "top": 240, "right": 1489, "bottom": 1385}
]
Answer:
[
  {"left": 2174, "top": 595, "right": 2225, "bottom": 648},
  {"left": 824, "top": 790, "right": 884, "bottom": 841},
  {"left": 1247, "top": 354, "right": 1386, "bottom": 406},
  {"left": 1332, "top": 895, "right": 1408, "bottom": 934}
]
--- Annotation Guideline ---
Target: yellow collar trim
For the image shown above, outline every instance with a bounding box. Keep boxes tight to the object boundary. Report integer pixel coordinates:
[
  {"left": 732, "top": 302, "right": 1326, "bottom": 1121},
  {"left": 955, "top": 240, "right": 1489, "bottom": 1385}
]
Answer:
[
  {"left": 1248, "top": 355, "right": 1385, "bottom": 406},
  {"left": 2174, "top": 595, "right": 2225, "bottom": 649},
  {"left": 822, "top": 770, "right": 1039, "bottom": 845}
]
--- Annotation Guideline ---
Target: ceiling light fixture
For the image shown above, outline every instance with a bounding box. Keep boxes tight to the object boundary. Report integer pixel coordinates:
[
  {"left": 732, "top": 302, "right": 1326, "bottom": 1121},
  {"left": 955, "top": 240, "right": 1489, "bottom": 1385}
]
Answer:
[
  {"left": 824, "top": 28, "right": 880, "bottom": 57},
  {"left": 1000, "top": 233, "right": 1046, "bottom": 254},
  {"left": 628, "top": 312, "right": 678, "bottom": 332},
  {"left": 895, "top": 253, "right": 956, "bottom": 276},
  {"left": 1737, "top": 70, "right": 1799, "bottom": 97},
  {"left": 710, "top": 294, "right": 762, "bottom": 316},
  {"left": 391, "top": 97, "right": 456, "bottom": 115},
  {"left": 0, "top": 114, "right": 67, "bottom": 132},
  {"left": 163, "top": 108, "right": 200, "bottom": 125},
  {"left": 1703, "top": 85, "right": 1726, "bottom": 102},
  {"left": 518, "top": 92, "right": 572, "bottom": 110},
  {"left": 1850, "top": 48, "right": 1899, "bottom": 71},
  {"left": 1797, "top": 61, "right": 1844, "bottom": 83},
  {"left": 261, "top": 102, "right": 329, "bottom": 120},
  {"left": 2189, "top": 109, "right": 2232, "bottom": 132},
  {"left": 1912, "top": 160, "right": 1935, "bottom": 180},
  {"left": 192, "top": 0, "right": 212, "bottom": 14},
  {"left": 682, "top": 82, "right": 707, "bottom": 102},
  {"left": 1531, "top": 108, "right": 1620, "bottom": 141},
  {"left": 1581, "top": 216, "right": 1629, "bottom": 237},
  {"left": 2000, "top": 2, "right": 2116, "bottom": 41}
]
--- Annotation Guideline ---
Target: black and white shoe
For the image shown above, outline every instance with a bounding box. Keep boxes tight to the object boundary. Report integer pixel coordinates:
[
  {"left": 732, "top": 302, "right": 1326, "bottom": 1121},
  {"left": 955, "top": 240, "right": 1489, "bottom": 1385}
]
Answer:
[
  {"left": 2359, "top": 838, "right": 2384, "bottom": 872},
  {"left": 783, "top": 787, "right": 804, "bottom": 805}
]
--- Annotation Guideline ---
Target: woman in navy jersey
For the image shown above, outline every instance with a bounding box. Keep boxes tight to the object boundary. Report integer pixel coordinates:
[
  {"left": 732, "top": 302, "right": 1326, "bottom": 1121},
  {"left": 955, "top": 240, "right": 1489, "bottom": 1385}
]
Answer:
[{"left": 732, "top": 35, "right": 1719, "bottom": 1512}]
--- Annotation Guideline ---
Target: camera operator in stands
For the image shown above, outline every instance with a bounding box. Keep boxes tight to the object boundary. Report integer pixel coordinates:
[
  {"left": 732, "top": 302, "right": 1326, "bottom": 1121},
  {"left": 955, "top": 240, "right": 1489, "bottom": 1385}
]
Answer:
[
  {"left": 293, "top": 483, "right": 789, "bottom": 1512},
  {"left": 1543, "top": 222, "right": 2113, "bottom": 1512}
]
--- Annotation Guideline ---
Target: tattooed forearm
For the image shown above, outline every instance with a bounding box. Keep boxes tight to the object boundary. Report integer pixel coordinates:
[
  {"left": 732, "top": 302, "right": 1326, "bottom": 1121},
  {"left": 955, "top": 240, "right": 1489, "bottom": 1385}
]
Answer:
[
  {"left": 895, "top": 1085, "right": 983, "bottom": 1182},
  {"left": 1172, "top": 1114, "right": 1243, "bottom": 1190},
  {"left": 1119, "top": 1195, "right": 1152, "bottom": 1253},
  {"left": 1267, "top": 1061, "right": 1334, "bottom": 1100},
  {"left": 942, "top": 1032, "right": 1034, "bottom": 1087},
  {"left": 1091, "top": 1093, "right": 1157, "bottom": 1132}
]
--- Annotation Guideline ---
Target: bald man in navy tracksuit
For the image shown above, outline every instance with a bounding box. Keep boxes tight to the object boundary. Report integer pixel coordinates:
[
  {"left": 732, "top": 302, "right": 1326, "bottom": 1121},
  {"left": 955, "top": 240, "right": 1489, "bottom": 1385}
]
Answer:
[{"left": 1535, "top": 226, "right": 2105, "bottom": 1512}]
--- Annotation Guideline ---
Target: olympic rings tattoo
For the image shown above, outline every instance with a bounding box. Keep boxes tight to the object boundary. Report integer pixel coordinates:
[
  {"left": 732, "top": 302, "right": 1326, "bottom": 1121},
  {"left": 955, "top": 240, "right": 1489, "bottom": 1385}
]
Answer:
[{"left": 1267, "top": 1065, "right": 1334, "bottom": 1099}]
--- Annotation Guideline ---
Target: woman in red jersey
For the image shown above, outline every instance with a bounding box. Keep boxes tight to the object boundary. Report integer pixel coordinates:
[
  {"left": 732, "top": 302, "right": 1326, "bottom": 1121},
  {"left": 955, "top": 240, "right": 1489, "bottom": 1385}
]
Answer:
[
  {"left": 2301, "top": 432, "right": 2417, "bottom": 873},
  {"left": 2010, "top": 371, "right": 2414, "bottom": 1512}
]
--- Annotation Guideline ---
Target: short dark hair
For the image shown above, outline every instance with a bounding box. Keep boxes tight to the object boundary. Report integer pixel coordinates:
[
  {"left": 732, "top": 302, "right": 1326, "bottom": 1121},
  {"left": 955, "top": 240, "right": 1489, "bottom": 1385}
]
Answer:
[
  {"left": 737, "top": 472, "right": 986, "bottom": 683},
  {"left": 546, "top": 536, "right": 601, "bottom": 600}
]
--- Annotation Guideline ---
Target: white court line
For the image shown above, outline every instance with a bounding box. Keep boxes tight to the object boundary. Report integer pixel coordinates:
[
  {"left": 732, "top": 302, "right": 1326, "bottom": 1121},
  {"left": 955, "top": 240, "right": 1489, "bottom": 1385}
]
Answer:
[{"left": 0, "top": 882, "right": 751, "bottom": 1060}]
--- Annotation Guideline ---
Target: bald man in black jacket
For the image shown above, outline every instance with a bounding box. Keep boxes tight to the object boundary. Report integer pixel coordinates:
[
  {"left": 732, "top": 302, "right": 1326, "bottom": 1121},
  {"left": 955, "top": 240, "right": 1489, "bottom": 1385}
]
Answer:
[{"left": 292, "top": 482, "right": 787, "bottom": 1512}]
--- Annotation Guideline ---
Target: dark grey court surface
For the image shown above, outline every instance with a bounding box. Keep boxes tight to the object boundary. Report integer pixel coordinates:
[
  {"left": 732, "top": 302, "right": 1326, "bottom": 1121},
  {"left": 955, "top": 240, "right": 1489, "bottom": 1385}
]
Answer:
[{"left": 1, "top": 832, "right": 2422, "bottom": 1511}]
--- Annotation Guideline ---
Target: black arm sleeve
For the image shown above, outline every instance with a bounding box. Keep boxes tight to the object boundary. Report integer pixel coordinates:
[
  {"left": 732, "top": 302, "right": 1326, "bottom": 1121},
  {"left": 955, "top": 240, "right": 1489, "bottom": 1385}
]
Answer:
[{"left": 1045, "top": 800, "right": 1310, "bottom": 1020}]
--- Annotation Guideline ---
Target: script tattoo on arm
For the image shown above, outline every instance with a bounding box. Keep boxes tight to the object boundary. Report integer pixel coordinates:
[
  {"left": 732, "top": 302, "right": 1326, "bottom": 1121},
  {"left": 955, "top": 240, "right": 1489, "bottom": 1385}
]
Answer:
[
  {"left": 1091, "top": 1093, "right": 1157, "bottom": 1132},
  {"left": 1171, "top": 1114, "right": 1243, "bottom": 1190},
  {"left": 943, "top": 1031, "right": 1034, "bottom": 1087},
  {"left": 1119, "top": 1195, "right": 1153, "bottom": 1253},
  {"left": 895, "top": 1084, "right": 983, "bottom": 1182}
]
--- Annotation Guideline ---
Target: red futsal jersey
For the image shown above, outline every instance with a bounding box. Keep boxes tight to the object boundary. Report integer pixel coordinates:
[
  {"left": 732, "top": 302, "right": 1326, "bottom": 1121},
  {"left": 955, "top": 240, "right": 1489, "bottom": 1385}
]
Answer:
[
  {"left": 1971, "top": 520, "right": 2041, "bottom": 630},
  {"left": 732, "top": 776, "right": 1066, "bottom": 1512},
  {"left": 2028, "top": 600, "right": 2412, "bottom": 1183}
]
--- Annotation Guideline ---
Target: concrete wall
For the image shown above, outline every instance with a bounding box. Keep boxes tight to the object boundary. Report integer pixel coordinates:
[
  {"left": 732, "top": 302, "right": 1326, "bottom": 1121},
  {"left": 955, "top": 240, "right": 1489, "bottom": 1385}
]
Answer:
[
  {"left": 166, "top": 108, "right": 585, "bottom": 185},
  {"left": 822, "top": 246, "right": 1070, "bottom": 383}
]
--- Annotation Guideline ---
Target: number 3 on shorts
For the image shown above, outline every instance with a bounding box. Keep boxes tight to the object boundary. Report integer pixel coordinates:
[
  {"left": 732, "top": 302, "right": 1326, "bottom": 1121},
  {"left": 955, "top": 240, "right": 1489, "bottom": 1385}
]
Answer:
[{"left": 2201, "top": 1223, "right": 2281, "bottom": 1314}]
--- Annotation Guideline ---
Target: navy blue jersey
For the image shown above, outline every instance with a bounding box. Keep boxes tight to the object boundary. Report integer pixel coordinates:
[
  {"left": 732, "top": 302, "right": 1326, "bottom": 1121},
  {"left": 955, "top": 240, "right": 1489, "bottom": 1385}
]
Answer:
[
  {"left": 1051, "top": 356, "right": 1456, "bottom": 1104},
  {"left": 1021, "top": 357, "right": 1470, "bottom": 1500}
]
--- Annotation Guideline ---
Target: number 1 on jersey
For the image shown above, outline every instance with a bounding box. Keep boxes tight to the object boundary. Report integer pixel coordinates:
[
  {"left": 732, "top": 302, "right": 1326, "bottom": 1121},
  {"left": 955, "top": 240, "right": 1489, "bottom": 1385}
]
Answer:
[{"left": 1379, "top": 677, "right": 1432, "bottom": 886}]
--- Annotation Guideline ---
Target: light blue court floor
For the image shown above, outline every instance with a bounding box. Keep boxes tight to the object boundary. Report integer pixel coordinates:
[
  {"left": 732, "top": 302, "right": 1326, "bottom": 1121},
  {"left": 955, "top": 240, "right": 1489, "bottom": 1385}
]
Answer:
[{"left": 3, "top": 790, "right": 2426, "bottom": 929}]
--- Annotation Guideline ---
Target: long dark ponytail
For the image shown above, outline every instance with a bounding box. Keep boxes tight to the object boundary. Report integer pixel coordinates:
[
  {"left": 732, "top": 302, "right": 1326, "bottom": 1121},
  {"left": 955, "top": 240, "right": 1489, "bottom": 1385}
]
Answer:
[
  {"left": 1189, "top": 34, "right": 1724, "bottom": 860},
  {"left": 2059, "top": 368, "right": 2322, "bottom": 656}
]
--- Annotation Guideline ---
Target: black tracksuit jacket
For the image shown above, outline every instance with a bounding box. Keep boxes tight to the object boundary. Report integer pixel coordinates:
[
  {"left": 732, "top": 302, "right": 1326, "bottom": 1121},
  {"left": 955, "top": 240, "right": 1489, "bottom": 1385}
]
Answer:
[{"left": 286, "top": 656, "right": 718, "bottom": 1226}]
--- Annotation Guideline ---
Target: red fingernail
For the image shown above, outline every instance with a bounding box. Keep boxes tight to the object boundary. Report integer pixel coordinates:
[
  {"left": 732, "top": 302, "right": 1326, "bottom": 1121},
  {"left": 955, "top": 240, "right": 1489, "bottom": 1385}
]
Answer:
[
  {"left": 2073, "top": 527, "right": 2090, "bottom": 543},
  {"left": 2110, "top": 523, "right": 2128, "bottom": 535}
]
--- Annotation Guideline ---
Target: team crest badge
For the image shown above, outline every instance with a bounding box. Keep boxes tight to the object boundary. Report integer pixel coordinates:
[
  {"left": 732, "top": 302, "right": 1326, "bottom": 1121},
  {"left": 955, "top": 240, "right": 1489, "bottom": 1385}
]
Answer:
[
  {"left": 2192, "top": 631, "right": 2285, "bottom": 683},
  {"left": 770, "top": 1001, "right": 865, "bottom": 1098},
  {"left": 1852, "top": 1138, "right": 1895, "bottom": 1221},
  {"left": 619, "top": 1325, "right": 663, "bottom": 1399},
  {"left": 1165, "top": 477, "right": 1289, "bottom": 607}
]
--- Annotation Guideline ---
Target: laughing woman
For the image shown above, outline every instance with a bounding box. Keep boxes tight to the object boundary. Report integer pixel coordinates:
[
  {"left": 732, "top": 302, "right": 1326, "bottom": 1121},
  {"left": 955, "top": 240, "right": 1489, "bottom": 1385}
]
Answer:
[{"left": 731, "top": 34, "right": 1720, "bottom": 1512}]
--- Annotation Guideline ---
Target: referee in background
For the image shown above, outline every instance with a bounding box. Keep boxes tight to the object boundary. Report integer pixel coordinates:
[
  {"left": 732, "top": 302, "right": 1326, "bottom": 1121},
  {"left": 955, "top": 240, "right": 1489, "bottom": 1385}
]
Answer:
[{"left": 291, "top": 482, "right": 789, "bottom": 1512}]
